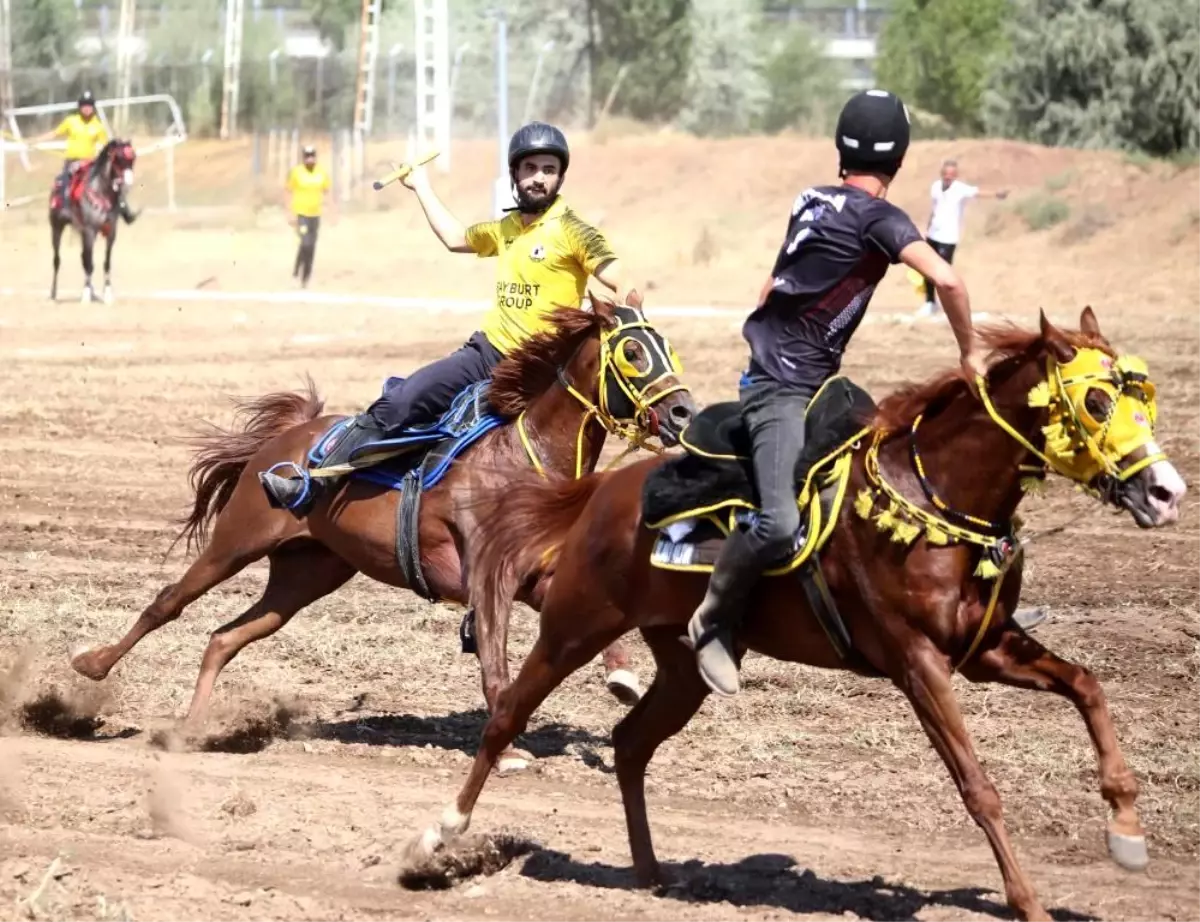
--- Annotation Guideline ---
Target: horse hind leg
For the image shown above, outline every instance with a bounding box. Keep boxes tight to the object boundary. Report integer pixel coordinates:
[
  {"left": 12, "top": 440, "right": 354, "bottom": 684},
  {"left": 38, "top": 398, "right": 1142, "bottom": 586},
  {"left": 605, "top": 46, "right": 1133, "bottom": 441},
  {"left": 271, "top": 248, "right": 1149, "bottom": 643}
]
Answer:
[
  {"left": 49, "top": 217, "right": 65, "bottom": 301},
  {"left": 181, "top": 543, "right": 355, "bottom": 734},
  {"left": 79, "top": 232, "right": 96, "bottom": 303},
  {"left": 102, "top": 229, "right": 116, "bottom": 305},
  {"left": 70, "top": 474, "right": 295, "bottom": 681},
  {"left": 602, "top": 637, "right": 642, "bottom": 705},
  {"left": 611, "top": 625, "right": 711, "bottom": 888},
  {"left": 963, "top": 628, "right": 1148, "bottom": 872},
  {"left": 901, "top": 642, "right": 1048, "bottom": 921}
]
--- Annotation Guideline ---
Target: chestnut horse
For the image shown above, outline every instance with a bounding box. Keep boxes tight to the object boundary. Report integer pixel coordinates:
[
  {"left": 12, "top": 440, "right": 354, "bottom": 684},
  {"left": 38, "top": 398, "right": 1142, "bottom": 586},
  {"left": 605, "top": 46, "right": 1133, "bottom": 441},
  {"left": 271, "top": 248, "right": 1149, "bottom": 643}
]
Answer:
[
  {"left": 69, "top": 297, "right": 696, "bottom": 765},
  {"left": 411, "top": 308, "right": 1186, "bottom": 921}
]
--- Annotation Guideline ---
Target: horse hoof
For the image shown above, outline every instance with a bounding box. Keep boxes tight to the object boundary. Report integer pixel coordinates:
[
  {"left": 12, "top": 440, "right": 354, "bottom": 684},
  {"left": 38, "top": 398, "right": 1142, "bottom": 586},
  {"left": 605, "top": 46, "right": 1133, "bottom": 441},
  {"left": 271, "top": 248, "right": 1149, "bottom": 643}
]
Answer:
[
  {"left": 497, "top": 747, "right": 534, "bottom": 775},
  {"left": 80, "top": 290, "right": 93, "bottom": 304},
  {"left": 102, "top": 288, "right": 114, "bottom": 305},
  {"left": 1108, "top": 831, "right": 1149, "bottom": 871},
  {"left": 606, "top": 668, "right": 642, "bottom": 705},
  {"left": 69, "top": 646, "right": 110, "bottom": 681}
]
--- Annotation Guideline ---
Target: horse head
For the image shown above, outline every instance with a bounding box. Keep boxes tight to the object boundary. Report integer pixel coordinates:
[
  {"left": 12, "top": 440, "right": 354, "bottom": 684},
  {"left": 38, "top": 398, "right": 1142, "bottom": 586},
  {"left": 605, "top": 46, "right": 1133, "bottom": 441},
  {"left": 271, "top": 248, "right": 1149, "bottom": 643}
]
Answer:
[
  {"left": 1032, "top": 307, "right": 1186, "bottom": 527},
  {"left": 95, "top": 138, "right": 137, "bottom": 195},
  {"left": 586, "top": 291, "right": 696, "bottom": 446}
]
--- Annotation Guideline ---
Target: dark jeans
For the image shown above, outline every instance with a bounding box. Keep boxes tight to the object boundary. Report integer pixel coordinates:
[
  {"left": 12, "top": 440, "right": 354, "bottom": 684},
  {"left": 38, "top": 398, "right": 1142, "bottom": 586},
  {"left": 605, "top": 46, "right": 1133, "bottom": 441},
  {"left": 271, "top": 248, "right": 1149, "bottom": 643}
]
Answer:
[
  {"left": 367, "top": 330, "right": 503, "bottom": 435},
  {"left": 294, "top": 215, "right": 320, "bottom": 283},
  {"left": 924, "top": 239, "right": 957, "bottom": 303},
  {"left": 739, "top": 379, "right": 811, "bottom": 565}
]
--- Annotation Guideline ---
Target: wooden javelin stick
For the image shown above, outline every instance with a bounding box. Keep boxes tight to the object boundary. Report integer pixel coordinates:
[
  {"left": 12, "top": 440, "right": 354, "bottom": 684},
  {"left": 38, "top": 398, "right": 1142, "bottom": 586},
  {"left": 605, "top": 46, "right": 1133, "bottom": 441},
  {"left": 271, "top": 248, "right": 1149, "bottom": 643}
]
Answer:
[{"left": 372, "top": 149, "right": 440, "bottom": 191}]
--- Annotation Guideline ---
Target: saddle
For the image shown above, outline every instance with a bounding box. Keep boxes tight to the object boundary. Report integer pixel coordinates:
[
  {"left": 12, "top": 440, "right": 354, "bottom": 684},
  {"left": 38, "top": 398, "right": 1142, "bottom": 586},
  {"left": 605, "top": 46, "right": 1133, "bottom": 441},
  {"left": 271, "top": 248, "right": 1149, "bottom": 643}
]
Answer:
[
  {"left": 641, "top": 376, "right": 875, "bottom": 661},
  {"left": 306, "top": 378, "right": 504, "bottom": 603},
  {"left": 50, "top": 163, "right": 90, "bottom": 212}
]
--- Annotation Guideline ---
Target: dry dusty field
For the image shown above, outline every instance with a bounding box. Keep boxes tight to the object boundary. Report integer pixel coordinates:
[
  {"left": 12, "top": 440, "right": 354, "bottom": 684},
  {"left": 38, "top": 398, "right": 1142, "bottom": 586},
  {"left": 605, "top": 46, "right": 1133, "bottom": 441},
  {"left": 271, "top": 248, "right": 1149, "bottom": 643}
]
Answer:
[{"left": 1, "top": 136, "right": 1198, "bottom": 921}]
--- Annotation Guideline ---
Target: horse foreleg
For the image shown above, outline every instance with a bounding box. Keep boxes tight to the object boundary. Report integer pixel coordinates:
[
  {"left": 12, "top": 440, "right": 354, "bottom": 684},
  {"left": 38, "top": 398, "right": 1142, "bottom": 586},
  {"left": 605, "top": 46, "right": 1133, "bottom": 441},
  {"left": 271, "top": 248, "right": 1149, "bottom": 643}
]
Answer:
[
  {"left": 612, "top": 625, "right": 710, "bottom": 887},
  {"left": 900, "top": 642, "right": 1048, "bottom": 921},
  {"left": 49, "top": 217, "right": 65, "bottom": 301},
  {"left": 102, "top": 227, "right": 116, "bottom": 304},
  {"left": 405, "top": 593, "right": 625, "bottom": 865},
  {"left": 182, "top": 545, "right": 355, "bottom": 735},
  {"left": 79, "top": 230, "right": 96, "bottom": 303},
  {"left": 964, "top": 628, "right": 1147, "bottom": 871}
]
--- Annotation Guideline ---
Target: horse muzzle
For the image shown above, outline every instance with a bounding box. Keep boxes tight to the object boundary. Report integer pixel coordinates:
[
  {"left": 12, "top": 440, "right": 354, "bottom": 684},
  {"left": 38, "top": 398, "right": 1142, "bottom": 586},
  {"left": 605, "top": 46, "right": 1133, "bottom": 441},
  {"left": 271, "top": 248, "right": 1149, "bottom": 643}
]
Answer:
[{"left": 1107, "top": 456, "right": 1187, "bottom": 528}]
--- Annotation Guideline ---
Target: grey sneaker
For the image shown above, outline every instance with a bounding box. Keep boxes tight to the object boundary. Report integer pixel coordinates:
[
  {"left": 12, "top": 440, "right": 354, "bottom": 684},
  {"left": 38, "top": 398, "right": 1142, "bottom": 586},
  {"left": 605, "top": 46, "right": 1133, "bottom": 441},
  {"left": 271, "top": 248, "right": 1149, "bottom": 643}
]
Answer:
[{"left": 1012, "top": 607, "right": 1048, "bottom": 632}]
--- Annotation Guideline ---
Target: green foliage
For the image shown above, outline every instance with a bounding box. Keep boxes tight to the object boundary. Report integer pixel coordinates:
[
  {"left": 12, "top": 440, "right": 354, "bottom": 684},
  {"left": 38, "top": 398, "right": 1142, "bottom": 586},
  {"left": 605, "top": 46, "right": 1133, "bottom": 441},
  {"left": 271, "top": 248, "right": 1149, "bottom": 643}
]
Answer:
[
  {"left": 757, "top": 23, "right": 845, "bottom": 134},
  {"left": 875, "top": 0, "right": 1010, "bottom": 135},
  {"left": 678, "top": 0, "right": 767, "bottom": 136},
  {"left": 10, "top": 0, "right": 79, "bottom": 69},
  {"left": 1013, "top": 193, "right": 1069, "bottom": 230},
  {"left": 987, "top": 0, "right": 1200, "bottom": 156},
  {"left": 592, "top": 0, "right": 692, "bottom": 122},
  {"left": 303, "top": 0, "right": 361, "bottom": 52}
]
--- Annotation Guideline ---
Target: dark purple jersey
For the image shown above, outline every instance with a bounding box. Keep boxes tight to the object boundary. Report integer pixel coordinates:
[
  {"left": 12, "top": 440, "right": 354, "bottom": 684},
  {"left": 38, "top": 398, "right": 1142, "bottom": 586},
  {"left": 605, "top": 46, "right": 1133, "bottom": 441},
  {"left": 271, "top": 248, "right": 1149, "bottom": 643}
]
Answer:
[{"left": 743, "top": 184, "right": 923, "bottom": 393}]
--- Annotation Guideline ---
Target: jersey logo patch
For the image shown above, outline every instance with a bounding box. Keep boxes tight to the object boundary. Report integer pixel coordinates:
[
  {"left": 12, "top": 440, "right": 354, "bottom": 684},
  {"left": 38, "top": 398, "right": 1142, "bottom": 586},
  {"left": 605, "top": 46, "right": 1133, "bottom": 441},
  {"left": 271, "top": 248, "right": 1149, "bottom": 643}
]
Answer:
[{"left": 530, "top": 244, "right": 546, "bottom": 262}]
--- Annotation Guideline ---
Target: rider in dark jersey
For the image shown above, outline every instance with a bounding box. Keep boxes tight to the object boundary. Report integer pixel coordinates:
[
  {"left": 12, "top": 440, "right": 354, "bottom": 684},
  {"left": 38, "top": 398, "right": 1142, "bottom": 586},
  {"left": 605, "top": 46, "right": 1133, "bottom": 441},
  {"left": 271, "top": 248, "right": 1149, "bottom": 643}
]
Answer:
[{"left": 686, "top": 89, "right": 989, "bottom": 697}]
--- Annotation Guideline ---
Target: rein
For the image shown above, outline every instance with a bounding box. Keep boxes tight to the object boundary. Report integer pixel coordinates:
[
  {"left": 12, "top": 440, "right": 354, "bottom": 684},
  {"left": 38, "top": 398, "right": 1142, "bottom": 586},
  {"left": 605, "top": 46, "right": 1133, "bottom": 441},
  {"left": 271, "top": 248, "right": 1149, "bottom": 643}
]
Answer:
[
  {"left": 858, "top": 347, "right": 1162, "bottom": 672},
  {"left": 515, "top": 315, "right": 683, "bottom": 481}
]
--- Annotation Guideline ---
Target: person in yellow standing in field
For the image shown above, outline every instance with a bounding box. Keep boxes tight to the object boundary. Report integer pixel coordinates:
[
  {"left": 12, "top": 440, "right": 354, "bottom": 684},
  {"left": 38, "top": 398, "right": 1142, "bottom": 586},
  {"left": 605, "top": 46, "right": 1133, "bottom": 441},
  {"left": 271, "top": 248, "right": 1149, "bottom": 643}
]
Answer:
[
  {"left": 285, "top": 145, "right": 335, "bottom": 288},
  {"left": 260, "top": 121, "right": 627, "bottom": 513},
  {"left": 36, "top": 90, "right": 137, "bottom": 223}
]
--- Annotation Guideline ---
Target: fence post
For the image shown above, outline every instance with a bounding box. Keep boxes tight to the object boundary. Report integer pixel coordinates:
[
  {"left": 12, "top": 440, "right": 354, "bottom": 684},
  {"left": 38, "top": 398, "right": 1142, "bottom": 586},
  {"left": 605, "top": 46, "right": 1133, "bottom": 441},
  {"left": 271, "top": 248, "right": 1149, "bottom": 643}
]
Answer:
[
  {"left": 251, "top": 130, "right": 262, "bottom": 177},
  {"left": 166, "top": 139, "right": 176, "bottom": 211},
  {"left": 339, "top": 128, "right": 351, "bottom": 203}
]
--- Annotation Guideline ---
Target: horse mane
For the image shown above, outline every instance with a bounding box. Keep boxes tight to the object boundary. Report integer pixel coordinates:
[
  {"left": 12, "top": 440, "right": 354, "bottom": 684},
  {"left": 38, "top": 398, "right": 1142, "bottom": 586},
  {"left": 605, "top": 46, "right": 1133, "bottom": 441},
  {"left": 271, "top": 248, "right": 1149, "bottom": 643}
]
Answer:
[
  {"left": 487, "top": 304, "right": 612, "bottom": 417},
  {"left": 872, "top": 322, "right": 1111, "bottom": 434}
]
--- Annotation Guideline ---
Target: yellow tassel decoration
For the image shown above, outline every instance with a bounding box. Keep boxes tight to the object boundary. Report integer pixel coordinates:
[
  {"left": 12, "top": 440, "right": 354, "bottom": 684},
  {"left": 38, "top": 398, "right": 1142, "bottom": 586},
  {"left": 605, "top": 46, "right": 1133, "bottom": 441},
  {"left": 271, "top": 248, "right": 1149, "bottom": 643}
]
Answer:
[
  {"left": 875, "top": 502, "right": 899, "bottom": 533},
  {"left": 892, "top": 520, "right": 921, "bottom": 545},
  {"left": 1027, "top": 381, "right": 1052, "bottom": 408},
  {"left": 1020, "top": 476, "right": 1045, "bottom": 494},
  {"left": 855, "top": 489, "right": 875, "bottom": 520},
  {"left": 924, "top": 524, "right": 950, "bottom": 546},
  {"left": 975, "top": 557, "right": 1002, "bottom": 580}
]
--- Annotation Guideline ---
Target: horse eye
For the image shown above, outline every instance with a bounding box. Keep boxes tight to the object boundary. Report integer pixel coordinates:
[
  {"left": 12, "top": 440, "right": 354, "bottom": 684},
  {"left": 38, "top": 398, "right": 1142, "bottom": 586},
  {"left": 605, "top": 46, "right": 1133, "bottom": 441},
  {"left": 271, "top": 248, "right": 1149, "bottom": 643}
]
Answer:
[
  {"left": 1084, "top": 388, "right": 1112, "bottom": 419},
  {"left": 623, "top": 342, "right": 641, "bottom": 362}
]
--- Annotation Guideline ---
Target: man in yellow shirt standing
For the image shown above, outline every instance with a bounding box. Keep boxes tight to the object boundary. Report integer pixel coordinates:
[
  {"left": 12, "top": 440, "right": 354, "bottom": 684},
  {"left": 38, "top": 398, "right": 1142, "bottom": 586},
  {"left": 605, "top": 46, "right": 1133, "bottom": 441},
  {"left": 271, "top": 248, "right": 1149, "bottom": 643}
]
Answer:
[
  {"left": 261, "top": 121, "right": 625, "bottom": 512},
  {"left": 285, "top": 145, "right": 334, "bottom": 288},
  {"left": 38, "top": 91, "right": 137, "bottom": 224}
]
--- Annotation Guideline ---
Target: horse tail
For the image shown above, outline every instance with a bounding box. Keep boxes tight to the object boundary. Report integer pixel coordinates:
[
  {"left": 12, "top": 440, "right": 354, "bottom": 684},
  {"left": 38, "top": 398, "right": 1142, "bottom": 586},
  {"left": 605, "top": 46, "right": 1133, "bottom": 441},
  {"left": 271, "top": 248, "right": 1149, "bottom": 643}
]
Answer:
[
  {"left": 467, "top": 472, "right": 605, "bottom": 619},
  {"left": 173, "top": 376, "right": 325, "bottom": 554}
]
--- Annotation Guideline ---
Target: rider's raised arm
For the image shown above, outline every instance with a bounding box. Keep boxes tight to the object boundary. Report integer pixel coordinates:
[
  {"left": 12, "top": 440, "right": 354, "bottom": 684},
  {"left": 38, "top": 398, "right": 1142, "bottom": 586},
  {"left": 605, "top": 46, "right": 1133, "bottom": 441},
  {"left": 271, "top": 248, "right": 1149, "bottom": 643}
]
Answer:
[
  {"left": 405, "top": 166, "right": 472, "bottom": 252},
  {"left": 898, "top": 239, "right": 979, "bottom": 366}
]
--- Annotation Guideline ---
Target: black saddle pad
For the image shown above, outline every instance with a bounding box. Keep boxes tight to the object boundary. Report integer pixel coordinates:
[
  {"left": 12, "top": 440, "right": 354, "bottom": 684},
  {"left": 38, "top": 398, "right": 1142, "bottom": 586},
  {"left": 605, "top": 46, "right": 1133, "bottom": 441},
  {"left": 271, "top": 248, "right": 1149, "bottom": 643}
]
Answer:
[{"left": 642, "top": 376, "right": 876, "bottom": 526}]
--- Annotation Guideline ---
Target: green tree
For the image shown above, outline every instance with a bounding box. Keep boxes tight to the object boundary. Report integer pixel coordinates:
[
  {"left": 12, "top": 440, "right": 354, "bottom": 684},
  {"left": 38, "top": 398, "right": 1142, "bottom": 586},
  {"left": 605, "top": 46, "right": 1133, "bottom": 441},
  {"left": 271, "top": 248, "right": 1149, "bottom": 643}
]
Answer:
[
  {"left": 592, "top": 0, "right": 692, "bottom": 122},
  {"left": 757, "top": 22, "right": 846, "bottom": 134},
  {"left": 874, "top": 0, "right": 1010, "bottom": 134},
  {"left": 679, "top": 0, "right": 767, "bottom": 136},
  {"left": 304, "top": 0, "right": 361, "bottom": 52},
  {"left": 10, "top": 0, "right": 78, "bottom": 68},
  {"left": 987, "top": 0, "right": 1199, "bottom": 155}
]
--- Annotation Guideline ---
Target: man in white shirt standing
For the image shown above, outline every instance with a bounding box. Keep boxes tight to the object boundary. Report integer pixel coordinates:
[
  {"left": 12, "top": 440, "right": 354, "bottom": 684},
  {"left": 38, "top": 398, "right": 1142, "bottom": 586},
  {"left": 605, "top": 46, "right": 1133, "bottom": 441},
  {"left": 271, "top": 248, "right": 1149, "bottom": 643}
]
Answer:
[{"left": 918, "top": 158, "right": 1008, "bottom": 318}]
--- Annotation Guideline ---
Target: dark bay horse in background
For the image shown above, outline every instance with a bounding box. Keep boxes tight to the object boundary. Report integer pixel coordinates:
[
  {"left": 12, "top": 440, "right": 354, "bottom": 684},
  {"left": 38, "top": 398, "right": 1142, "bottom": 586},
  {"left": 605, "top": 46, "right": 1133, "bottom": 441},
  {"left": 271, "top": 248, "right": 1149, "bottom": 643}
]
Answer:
[
  {"left": 413, "top": 308, "right": 1186, "bottom": 921},
  {"left": 49, "top": 138, "right": 138, "bottom": 304},
  {"left": 69, "top": 296, "right": 696, "bottom": 770}
]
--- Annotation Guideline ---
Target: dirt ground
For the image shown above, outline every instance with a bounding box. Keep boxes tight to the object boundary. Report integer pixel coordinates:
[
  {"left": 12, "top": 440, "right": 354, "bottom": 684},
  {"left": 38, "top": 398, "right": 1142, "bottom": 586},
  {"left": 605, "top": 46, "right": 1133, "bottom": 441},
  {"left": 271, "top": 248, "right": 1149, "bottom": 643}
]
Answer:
[{"left": 1, "top": 136, "right": 1197, "bottom": 921}]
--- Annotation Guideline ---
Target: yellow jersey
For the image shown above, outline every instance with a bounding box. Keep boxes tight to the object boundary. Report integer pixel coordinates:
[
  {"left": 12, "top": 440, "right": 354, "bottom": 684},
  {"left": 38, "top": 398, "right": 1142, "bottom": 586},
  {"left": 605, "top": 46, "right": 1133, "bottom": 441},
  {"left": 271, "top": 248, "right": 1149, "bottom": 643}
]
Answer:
[
  {"left": 465, "top": 197, "right": 616, "bottom": 355},
  {"left": 55, "top": 113, "right": 108, "bottom": 161},
  {"left": 287, "top": 164, "right": 331, "bottom": 217}
]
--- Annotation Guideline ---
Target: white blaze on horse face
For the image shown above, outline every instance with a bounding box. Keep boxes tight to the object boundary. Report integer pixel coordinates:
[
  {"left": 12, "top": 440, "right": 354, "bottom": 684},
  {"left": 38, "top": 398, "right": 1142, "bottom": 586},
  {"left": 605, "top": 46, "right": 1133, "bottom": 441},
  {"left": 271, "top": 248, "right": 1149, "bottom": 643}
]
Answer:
[{"left": 122, "top": 168, "right": 134, "bottom": 188}]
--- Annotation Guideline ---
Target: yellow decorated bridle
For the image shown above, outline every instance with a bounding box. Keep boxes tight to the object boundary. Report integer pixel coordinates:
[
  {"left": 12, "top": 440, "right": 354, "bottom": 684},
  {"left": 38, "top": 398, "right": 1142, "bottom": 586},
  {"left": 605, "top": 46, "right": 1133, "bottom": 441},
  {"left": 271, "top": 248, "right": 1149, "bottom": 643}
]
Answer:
[
  {"left": 857, "top": 343, "right": 1165, "bottom": 670},
  {"left": 516, "top": 302, "right": 689, "bottom": 480}
]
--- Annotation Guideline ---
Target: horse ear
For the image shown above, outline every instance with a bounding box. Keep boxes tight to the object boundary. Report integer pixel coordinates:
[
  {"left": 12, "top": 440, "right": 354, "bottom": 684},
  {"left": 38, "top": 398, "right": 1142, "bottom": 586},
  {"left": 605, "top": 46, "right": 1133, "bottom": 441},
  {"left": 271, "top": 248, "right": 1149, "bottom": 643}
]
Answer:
[
  {"left": 625, "top": 288, "right": 643, "bottom": 308},
  {"left": 589, "top": 294, "right": 614, "bottom": 321},
  {"left": 1040, "top": 309, "right": 1076, "bottom": 364},
  {"left": 1079, "top": 305, "right": 1101, "bottom": 338}
]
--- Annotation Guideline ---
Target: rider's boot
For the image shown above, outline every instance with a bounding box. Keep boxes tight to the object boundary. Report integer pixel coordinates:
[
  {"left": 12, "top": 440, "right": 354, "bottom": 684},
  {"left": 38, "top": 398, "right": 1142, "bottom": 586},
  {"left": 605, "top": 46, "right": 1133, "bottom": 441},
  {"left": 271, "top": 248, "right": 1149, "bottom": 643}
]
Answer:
[
  {"left": 1013, "top": 606, "right": 1048, "bottom": 632},
  {"left": 259, "top": 413, "right": 384, "bottom": 515},
  {"left": 685, "top": 527, "right": 760, "bottom": 697}
]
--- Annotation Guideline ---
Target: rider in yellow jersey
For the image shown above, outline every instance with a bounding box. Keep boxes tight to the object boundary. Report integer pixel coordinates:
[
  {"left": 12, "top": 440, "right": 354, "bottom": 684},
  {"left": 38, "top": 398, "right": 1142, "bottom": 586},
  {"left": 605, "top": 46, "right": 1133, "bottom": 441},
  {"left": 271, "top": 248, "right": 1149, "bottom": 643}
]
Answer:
[
  {"left": 285, "top": 145, "right": 334, "bottom": 288},
  {"left": 35, "top": 91, "right": 137, "bottom": 224},
  {"left": 261, "top": 121, "right": 627, "bottom": 512}
]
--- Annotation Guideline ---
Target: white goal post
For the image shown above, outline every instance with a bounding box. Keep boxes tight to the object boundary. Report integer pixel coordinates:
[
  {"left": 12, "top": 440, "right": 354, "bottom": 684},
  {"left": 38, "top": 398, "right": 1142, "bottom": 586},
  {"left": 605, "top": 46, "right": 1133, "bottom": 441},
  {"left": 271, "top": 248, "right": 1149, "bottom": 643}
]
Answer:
[{"left": 1, "top": 93, "right": 187, "bottom": 212}]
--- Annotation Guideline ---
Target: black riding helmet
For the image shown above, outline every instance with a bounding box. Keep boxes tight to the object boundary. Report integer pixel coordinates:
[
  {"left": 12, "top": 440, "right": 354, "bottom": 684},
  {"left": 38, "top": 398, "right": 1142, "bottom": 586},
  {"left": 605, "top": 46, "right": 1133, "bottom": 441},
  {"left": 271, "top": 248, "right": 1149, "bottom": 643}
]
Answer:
[
  {"left": 508, "top": 121, "right": 570, "bottom": 174},
  {"left": 835, "top": 89, "right": 910, "bottom": 178},
  {"left": 78, "top": 90, "right": 96, "bottom": 110}
]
